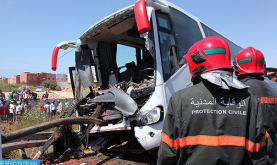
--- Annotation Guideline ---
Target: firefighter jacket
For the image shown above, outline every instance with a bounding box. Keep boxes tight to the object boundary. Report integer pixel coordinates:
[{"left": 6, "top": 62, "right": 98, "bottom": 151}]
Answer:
[
  {"left": 157, "top": 80, "right": 272, "bottom": 165},
  {"left": 242, "top": 77, "right": 277, "bottom": 165}
]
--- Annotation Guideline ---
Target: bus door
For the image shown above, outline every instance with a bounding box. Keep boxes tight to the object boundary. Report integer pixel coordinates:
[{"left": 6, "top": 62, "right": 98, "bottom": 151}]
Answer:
[
  {"left": 69, "top": 47, "right": 98, "bottom": 101},
  {"left": 155, "top": 8, "right": 204, "bottom": 103}
]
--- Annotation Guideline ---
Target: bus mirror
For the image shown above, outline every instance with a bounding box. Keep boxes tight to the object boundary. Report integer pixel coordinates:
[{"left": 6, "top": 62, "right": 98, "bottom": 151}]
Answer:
[
  {"left": 134, "top": 0, "right": 151, "bottom": 34},
  {"left": 52, "top": 46, "right": 60, "bottom": 71},
  {"left": 51, "top": 41, "right": 77, "bottom": 71}
]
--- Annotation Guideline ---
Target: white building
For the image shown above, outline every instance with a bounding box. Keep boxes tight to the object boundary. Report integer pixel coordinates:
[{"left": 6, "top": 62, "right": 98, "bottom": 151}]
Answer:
[{"left": 56, "top": 73, "right": 70, "bottom": 89}]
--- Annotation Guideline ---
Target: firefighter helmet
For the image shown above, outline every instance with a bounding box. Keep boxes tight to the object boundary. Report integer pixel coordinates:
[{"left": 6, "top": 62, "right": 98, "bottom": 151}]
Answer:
[
  {"left": 184, "top": 36, "right": 231, "bottom": 77},
  {"left": 233, "top": 47, "right": 265, "bottom": 76}
]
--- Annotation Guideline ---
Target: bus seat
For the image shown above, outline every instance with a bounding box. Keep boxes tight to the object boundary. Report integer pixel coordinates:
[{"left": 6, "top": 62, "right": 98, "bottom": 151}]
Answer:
[{"left": 109, "top": 71, "right": 117, "bottom": 86}]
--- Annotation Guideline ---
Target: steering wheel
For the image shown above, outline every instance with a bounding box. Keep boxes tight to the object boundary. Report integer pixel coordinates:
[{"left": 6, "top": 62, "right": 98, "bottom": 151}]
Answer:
[{"left": 139, "top": 68, "right": 154, "bottom": 80}]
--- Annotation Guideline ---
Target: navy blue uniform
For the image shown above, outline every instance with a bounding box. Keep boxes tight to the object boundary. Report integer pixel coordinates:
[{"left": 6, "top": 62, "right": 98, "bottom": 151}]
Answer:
[{"left": 242, "top": 77, "right": 277, "bottom": 165}]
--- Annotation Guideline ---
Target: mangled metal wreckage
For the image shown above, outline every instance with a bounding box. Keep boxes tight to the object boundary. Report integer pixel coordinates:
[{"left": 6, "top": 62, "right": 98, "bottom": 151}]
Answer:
[
  {"left": 3, "top": 0, "right": 225, "bottom": 159},
  {"left": 59, "top": 5, "right": 164, "bottom": 154}
]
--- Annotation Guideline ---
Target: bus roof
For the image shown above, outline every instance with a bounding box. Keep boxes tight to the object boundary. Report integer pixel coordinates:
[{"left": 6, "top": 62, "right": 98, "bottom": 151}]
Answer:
[
  {"left": 78, "top": 1, "right": 241, "bottom": 51},
  {"left": 79, "top": 5, "right": 134, "bottom": 42}
]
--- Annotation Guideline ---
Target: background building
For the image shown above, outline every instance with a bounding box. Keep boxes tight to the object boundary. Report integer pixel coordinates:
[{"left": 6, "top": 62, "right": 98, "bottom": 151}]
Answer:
[
  {"left": 46, "top": 73, "right": 56, "bottom": 83},
  {"left": 12, "top": 75, "right": 20, "bottom": 84},
  {"left": 8, "top": 72, "right": 72, "bottom": 88},
  {"left": 56, "top": 73, "right": 70, "bottom": 89},
  {"left": 38, "top": 72, "right": 47, "bottom": 83},
  {"left": 0, "top": 77, "right": 8, "bottom": 84},
  {"left": 20, "top": 72, "right": 39, "bottom": 86},
  {"left": 17, "top": 72, "right": 56, "bottom": 86},
  {"left": 8, "top": 78, "right": 13, "bottom": 84}
]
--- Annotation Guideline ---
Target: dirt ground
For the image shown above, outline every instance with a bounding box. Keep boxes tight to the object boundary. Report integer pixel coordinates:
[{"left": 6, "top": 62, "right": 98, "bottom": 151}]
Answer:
[
  {"left": 39, "top": 151, "right": 156, "bottom": 165},
  {"left": 37, "top": 90, "right": 73, "bottom": 100},
  {"left": 55, "top": 154, "right": 151, "bottom": 165}
]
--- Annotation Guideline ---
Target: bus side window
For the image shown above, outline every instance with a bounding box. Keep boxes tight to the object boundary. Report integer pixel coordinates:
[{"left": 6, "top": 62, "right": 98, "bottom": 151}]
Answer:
[
  {"left": 156, "top": 12, "right": 178, "bottom": 82},
  {"left": 168, "top": 7, "right": 203, "bottom": 63}
]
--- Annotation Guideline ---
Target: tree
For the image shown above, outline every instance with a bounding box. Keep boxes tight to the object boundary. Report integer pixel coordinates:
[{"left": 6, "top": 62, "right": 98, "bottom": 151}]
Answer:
[
  {"left": 42, "top": 81, "right": 51, "bottom": 88},
  {"left": 41, "top": 81, "right": 60, "bottom": 90},
  {"left": 55, "top": 86, "right": 61, "bottom": 91}
]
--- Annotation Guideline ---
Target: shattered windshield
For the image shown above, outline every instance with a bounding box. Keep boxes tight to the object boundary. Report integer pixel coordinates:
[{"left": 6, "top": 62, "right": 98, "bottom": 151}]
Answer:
[{"left": 75, "top": 6, "right": 156, "bottom": 104}]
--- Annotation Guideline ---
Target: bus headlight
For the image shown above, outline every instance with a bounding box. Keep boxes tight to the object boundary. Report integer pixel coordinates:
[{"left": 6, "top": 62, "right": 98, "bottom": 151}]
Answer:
[{"left": 139, "top": 107, "right": 163, "bottom": 125}]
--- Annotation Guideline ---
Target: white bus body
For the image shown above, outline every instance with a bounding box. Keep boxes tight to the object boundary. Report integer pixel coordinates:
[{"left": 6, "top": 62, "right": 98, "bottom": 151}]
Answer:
[{"left": 52, "top": 0, "right": 242, "bottom": 152}]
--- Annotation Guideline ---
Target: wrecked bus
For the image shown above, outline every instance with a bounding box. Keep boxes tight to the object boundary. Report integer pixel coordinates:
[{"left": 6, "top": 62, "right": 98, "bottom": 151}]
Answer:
[{"left": 51, "top": 0, "right": 242, "bottom": 153}]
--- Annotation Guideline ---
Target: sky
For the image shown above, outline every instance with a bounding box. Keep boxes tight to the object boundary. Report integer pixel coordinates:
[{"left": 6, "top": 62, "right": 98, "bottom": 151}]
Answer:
[{"left": 0, "top": 0, "right": 276, "bottom": 78}]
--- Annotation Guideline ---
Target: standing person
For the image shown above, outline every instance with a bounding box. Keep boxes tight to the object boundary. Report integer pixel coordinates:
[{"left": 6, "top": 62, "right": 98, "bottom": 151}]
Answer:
[
  {"left": 26, "top": 101, "right": 31, "bottom": 111},
  {"left": 30, "top": 91, "right": 38, "bottom": 102},
  {"left": 54, "top": 100, "right": 58, "bottom": 110},
  {"left": 44, "top": 102, "right": 50, "bottom": 117},
  {"left": 234, "top": 47, "right": 277, "bottom": 164},
  {"left": 15, "top": 102, "right": 22, "bottom": 121},
  {"left": 9, "top": 100, "right": 16, "bottom": 123},
  {"left": 0, "top": 100, "right": 3, "bottom": 108},
  {"left": 65, "top": 99, "right": 69, "bottom": 108},
  {"left": 157, "top": 37, "right": 272, "bottom": 165},
  {"left": 4, "top": 101, "right": 10, "bottom": 121},
  {"left": 0, "top": 90, "right": 5, "bottom": 103},
  {"left": 38, "top": 102, "right": 44, "bottom": 113},
  {"left": 13, "top": 91, "right": 19, "bottom": 102},
  {"left": 11, "top": 90, "right": 15, "bottom": 99},
  {"left": 0, "top": 99, "right": 4, "bottom": 120},
  {"left": 24, "top": 90, "right": 30, "bottom": 102},
  {"left": 42, "top": 91, "right": 49, "bottom": 102},
  {"left": 19, "top": 89, "right": 24, "bottom": 100},
  {"left": 21, "top": 99, "right": 25, "bottom": 111},
  {"left": 7, "top": 93, "right": 12, "bottom": 101},
  {"left": 23, "top": 90, "right": 27, "bottom": 101},
  {"left": 50, "top": 101, "right": 56, "bottom": 118},
  {"left": 23, "top": 101, "right": 28, "bottom": 112},
  {"left": 56, "top": 100, "right": 62, "bottom": 115}
]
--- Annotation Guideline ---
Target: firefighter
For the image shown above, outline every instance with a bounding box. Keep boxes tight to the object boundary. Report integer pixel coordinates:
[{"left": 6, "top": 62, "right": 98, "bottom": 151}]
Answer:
[
  {"left": 234, "top": 47, "right": 277, "bottom": 165},
  {"left": 157, "top": 37, "right": 272, "bottom": 165}
]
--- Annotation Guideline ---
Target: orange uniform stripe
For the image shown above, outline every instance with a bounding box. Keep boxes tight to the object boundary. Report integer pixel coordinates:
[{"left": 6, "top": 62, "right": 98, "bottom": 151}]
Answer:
[
  {"left": 162, "top": 130, "right": 269, "bottom": 153},
  {"left": 258, "top": 97, "right": 277, "bottom": 104}
]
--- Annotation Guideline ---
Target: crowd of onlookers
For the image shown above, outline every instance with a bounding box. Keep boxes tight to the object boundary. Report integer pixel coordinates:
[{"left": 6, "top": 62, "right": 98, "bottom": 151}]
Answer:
[
  {"left": 38, "top": 99, "right": 69, "bottom": 118},
  {"left": 0, "top": 87, "right": 70, "bottom": 123},
  {"left": 0, "top": 87, "right": 33, "bottom": 122}
]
